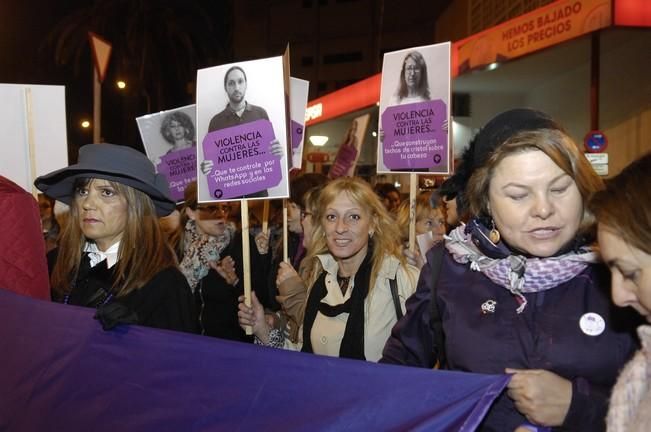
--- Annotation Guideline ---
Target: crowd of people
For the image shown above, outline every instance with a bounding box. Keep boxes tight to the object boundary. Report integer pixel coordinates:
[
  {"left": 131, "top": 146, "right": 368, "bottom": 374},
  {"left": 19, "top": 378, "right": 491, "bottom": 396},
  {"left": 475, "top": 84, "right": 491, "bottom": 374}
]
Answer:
[{"left": 3, "top": 107, "right": 650, "bottom": 431}]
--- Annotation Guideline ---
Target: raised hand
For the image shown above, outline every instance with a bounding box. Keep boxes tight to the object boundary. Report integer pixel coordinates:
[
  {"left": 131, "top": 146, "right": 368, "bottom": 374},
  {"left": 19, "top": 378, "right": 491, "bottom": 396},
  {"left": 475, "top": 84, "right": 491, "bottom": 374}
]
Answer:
[
  {"left": 238, "top": 291, "right": 270, "bottom": 342},
  {"left": 210, "top": 256, "right": 238, "bottom": 286}
]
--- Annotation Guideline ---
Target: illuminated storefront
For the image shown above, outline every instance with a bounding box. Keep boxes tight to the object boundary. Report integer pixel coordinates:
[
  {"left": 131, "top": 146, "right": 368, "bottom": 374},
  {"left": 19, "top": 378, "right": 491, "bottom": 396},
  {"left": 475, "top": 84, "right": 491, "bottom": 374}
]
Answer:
[{"left": 303, "top": 0, "right": 650, "bottom": 181}]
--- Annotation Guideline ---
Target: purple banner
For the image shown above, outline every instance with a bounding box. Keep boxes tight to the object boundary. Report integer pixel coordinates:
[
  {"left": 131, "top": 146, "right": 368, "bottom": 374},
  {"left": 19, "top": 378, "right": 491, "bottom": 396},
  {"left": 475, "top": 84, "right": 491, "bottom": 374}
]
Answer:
[
  {"left": 156, "top": 147, "right": 197, "bottom": 202},
  {"left": 0, "top": 288, "right": 509, "bottom": 432},
  {"left": 202, "top": 119, "right": 281, "bottom": 199},
  {"left": 381, "top": 100, "right": 448, "bottom": 172}
]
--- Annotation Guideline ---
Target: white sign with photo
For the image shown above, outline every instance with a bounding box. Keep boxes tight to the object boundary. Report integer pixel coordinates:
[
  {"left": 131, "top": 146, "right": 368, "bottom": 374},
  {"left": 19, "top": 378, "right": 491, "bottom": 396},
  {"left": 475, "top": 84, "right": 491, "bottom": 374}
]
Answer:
[
  {"left": 196, "top": 56, "right": 290, "bottom": 202},
  {"left": 136, "top": 104, "right": 197, "bottom": 202},
  {"left": 377, "top": 42, "right": 451, "bottom": 174},
  {"left": 289, "top": 77, "right": 309, "bottom": 170}
]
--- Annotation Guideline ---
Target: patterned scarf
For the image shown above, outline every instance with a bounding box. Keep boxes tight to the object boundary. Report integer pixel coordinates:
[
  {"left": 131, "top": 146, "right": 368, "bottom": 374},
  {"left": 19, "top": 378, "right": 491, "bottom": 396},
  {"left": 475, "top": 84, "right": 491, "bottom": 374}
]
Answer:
[
  {"left": 445, "top": 219, "right": 599, "bottom": 313},
  {"left": 179, "top": 219, "right": 235, "bottom": 291},
  {"left": 607, "top": 325, "right": 651, "bottom": 432}
]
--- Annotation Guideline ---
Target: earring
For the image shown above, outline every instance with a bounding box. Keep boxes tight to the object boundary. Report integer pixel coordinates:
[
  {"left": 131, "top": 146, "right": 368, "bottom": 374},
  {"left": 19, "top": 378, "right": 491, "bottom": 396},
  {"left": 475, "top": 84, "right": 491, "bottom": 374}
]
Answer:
[
  {"left": 489, "top": 219, "right": 500, "bottom": 244},
  {"left": 369, "top": 231, "right": 374, "bottom": 239}
]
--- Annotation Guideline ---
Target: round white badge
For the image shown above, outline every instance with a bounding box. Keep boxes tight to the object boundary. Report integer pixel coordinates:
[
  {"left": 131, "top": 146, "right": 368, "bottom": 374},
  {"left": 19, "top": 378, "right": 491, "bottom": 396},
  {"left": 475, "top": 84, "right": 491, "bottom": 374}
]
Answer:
[{"left": 579, "top": 312, "right": 605, "bottom": 336}]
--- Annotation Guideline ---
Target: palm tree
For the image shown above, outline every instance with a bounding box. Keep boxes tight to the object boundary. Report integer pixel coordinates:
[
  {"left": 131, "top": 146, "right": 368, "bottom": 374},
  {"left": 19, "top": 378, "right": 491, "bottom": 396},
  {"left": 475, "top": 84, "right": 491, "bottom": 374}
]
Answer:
[{"left": 46, "top": 0, "right": 233, "bottom": 113}]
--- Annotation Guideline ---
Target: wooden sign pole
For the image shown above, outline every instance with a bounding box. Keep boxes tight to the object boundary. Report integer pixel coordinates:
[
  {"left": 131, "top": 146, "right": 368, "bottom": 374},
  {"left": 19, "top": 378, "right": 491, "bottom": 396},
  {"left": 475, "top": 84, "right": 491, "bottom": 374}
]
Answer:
[
  {"left": 408, "top": 173, "right": 417, "bottom": 252},
  {"left": 23, "top": 88, "right": 38, "bottom": 198},
  {"left": 241, "top": 200, "right": 252, "bottom": 335},
  {"left": 283, "top": 199, "right": 289, "bottom": 263},
  {"left": 262, "top": 200, "right": 270, "bottom": 235}
]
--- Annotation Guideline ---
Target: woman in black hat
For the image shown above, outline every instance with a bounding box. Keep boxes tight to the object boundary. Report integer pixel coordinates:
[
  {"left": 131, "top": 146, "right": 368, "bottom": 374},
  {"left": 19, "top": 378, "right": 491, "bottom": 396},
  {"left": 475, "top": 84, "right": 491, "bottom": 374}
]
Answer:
[
  {"left": 35, "top": 144, "right": 197, "bottom": 333},
  {"left": 381, "top": 109, "right": 640, "bottom": 431}
]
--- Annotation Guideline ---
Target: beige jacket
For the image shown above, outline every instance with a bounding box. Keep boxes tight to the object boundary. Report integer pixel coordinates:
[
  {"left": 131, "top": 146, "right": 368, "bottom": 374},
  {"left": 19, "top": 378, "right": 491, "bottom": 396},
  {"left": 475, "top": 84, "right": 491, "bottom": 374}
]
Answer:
[{"left": 282, "top": 253, "right": 419, "bottom": 362}]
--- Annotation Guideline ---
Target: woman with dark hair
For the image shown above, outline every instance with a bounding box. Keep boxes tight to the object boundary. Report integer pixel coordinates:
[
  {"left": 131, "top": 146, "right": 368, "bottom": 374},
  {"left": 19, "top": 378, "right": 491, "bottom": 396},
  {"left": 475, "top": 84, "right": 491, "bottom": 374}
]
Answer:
[
  {"left": 35, "top": 144, "right": 197, "bottom": 332},
  {"left": 170, "top": 181, "right": 271, "bottom": 341},
  {"left": 589, "top": 152, "right": 651, "bottom": 431},
  {"left": 373, "top": 182, "right": 401, "bottom": 213},
  {"left": 391, "top": 51, "right": 431, "bottom": 106},
  {"left": 160, "top": 111, "right": 195, "bottom": 152},
  {"left": 381, "top": 109, "right": 639, "bottom": 431},
  {"left": 38, "top": 193, "right": 60, "bottom": 252}
]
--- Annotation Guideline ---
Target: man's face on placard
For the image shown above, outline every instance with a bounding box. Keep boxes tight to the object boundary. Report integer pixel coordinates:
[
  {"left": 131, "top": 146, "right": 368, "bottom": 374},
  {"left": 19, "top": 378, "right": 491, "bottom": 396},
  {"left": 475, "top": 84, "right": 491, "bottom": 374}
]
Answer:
[{"left": 225, "top": 69, "right": 247, "bottom": 105}]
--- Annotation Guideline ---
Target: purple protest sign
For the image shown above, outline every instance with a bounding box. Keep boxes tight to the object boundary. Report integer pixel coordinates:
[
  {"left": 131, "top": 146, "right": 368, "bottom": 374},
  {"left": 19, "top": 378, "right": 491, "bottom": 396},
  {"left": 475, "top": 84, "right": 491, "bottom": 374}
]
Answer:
[
  {"left": 291, "top": 120, "right": 303, "bottom": 150},
  {"left": 381, "top": 100, "right": 448, "bottom": 172},
  {"left": 156, "top": 147, "right": 197, "bottom": 202},
  {"left": 202, "top": 119, "right": 281, "bottom": 199}
]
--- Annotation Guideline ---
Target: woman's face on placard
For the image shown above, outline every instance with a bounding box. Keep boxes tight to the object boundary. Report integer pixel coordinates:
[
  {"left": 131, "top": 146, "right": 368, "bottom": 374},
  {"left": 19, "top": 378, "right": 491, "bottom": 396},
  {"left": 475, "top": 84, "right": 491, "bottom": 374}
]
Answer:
[
  {"left": 404, "top": 57, "right": 421, "bottom": 90},
  {"left": 488, "top": 150, "right": 583, "bottom": 257},
  {"left": 169, "top": 119, "right": 185, "bottom": 141}
]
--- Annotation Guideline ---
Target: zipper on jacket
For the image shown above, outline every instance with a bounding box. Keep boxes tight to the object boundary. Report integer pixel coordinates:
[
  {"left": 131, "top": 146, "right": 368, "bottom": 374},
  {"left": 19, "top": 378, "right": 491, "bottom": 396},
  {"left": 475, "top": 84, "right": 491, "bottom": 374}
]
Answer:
[{"left": 198, "top": 279, "right": 206, "bottom": 335}]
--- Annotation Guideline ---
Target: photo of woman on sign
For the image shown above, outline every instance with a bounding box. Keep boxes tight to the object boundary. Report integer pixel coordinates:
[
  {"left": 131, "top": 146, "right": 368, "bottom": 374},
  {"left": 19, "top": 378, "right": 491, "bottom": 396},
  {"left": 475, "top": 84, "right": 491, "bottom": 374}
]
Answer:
[
  {"left": 160, "top": 111, "right": 196, "bottom": 153},
  {"left": 391, "top": 51, "right": 431, "bottom": 106}
]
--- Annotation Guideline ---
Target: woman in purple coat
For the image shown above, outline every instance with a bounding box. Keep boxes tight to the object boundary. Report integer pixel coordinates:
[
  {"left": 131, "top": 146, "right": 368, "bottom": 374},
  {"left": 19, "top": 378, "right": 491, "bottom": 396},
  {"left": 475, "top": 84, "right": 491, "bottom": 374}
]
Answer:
[{"left": 381, "top": 109, "right": 640, "bottom": 431}]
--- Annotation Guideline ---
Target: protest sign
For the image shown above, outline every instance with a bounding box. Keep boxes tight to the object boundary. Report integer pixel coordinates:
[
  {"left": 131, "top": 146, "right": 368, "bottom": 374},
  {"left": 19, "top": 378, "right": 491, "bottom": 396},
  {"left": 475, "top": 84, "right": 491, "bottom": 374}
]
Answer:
[
  {"left": 136, "top": 104, "right": 197, "bottom": 202},
  {"left": 328, "top": 113, "right": 370, "bottom": 179},
  {"left": 377, "top": 42, "right": 451, "bottom": 174},
  {"left": 0, "top": 84, "right": 68, "bottom": 194},
  {"left": 196, "top": 56, "right": 290, "bottom": 202},
  {"left": 290, "top": 77, "right": 309, "bottom": 170}
]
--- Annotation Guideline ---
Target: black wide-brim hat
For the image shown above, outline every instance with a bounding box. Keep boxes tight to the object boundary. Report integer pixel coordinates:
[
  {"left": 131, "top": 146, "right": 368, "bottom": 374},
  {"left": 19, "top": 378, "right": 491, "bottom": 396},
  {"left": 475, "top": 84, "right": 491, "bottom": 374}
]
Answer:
[{"left": 34, "top": 143, "right": 175, "bottom": 216}]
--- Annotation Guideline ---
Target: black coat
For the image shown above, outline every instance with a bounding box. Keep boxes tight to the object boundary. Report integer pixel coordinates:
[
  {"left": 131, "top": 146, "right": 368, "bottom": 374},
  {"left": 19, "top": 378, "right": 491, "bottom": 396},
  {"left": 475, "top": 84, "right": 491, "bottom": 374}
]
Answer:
[
  {"left": 195, "top": 231, "right": 271, "bottom": 341},
  {"left": 48, "top": 250, "right": 198, "bottom": 334}
]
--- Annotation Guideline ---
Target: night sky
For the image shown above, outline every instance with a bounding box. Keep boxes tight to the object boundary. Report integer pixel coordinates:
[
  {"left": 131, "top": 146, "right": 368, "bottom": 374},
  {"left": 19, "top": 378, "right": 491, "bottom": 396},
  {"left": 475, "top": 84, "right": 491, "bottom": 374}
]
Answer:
[{"left": 0, "top": 0, "right": 233, "bottom": 162}]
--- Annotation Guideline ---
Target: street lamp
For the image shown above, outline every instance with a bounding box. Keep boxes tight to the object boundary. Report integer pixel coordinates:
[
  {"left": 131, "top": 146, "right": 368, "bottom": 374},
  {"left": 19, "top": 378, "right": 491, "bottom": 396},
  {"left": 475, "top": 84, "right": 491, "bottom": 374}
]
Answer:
[
  {"left": 116, "top": 80, "right": 127, "bottom": 90},
  {"left": 81, "top": 120, "right": 91, "bottom": 129}
]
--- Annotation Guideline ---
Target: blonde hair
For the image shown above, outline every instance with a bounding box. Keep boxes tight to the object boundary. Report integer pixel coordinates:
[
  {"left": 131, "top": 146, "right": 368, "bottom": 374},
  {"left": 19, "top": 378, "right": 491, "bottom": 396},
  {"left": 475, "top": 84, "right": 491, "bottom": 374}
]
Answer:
[
  {"left": 304, "top": 177, "right": 406, "bottom": 292},
  {"left": 466, "top": 129, "right": 604, "bottom": 239},
  {"left": 395, "top": 192, "right": 436, "bottom": 242},
  {"left": 51, "top": 178, "right": 178, "bottom": 298}
]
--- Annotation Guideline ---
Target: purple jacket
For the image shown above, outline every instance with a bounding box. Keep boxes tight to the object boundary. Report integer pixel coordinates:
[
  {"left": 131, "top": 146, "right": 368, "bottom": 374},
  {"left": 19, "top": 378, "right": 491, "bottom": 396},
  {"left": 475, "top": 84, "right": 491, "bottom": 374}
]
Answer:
[{"left": 381, "top": 243, "right": 640, "bottom": 431}]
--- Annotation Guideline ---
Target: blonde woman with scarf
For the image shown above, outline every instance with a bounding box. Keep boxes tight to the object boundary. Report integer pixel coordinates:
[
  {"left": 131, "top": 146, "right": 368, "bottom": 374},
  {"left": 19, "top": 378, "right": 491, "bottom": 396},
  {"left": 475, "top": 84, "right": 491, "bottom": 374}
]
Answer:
[{"left": 239, "top": 177, "right": 419, "bottom": 362}]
